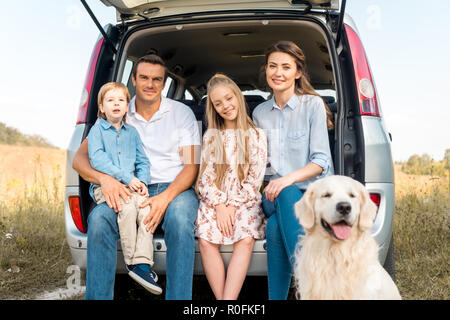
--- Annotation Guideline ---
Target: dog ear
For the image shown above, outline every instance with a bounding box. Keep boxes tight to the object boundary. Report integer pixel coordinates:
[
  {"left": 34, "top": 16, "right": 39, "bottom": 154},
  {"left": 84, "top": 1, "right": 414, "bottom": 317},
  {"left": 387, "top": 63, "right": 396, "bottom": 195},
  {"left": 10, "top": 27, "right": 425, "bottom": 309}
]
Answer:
[
  {"left": 295, "top": 187, "right": 315, "bottom": 230},
  {"left": 358, "top": 184, "right": 377, "bottom": 231}
]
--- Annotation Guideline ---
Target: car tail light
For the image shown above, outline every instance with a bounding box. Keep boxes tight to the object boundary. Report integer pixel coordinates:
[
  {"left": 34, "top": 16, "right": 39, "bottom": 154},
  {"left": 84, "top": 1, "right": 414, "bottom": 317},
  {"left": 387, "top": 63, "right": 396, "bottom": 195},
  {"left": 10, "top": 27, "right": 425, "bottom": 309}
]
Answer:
[
  {"left": 69, "top": 196, "right": 86, "bottom": 233},
  {"left": 370, "top": 193, "right": 381, "bottom": 212},
  {"left": 76, "top": 37, "right": 104, "bottom": 124},
  {"left": 345, "top": 24, "right": 380, "bottom": 117}
]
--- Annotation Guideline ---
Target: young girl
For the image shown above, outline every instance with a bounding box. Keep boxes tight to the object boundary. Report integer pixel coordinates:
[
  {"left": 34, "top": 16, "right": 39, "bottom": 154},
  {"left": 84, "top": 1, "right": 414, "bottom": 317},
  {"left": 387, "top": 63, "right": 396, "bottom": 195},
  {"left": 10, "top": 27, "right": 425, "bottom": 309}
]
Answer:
[
  {"left": 252, "top": 40, "right": 334, "bottom": 300},
  {"left": 195, "top": 74, "right": 267, "bottom": 300}
]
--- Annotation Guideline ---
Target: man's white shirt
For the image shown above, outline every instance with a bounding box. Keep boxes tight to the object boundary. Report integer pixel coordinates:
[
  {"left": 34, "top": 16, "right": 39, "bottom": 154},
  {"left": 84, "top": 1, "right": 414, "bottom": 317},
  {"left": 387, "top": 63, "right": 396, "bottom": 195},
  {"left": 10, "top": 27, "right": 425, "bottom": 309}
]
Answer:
[{"left": 126, "top": 96, "right": 201, "bottom": 184}]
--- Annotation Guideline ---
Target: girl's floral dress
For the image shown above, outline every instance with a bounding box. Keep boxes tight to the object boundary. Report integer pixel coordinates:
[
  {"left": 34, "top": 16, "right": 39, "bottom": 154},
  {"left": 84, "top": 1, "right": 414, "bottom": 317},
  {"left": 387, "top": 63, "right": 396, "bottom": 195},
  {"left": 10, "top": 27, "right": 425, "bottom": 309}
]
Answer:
[{"left": 195, "top": 128, "right": 267, "bottom": 244}]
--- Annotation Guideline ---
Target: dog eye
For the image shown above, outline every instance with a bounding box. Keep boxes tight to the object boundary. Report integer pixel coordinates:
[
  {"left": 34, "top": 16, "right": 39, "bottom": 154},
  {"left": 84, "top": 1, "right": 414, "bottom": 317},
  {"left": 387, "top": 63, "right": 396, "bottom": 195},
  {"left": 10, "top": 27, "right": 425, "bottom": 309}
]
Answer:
[
  {"left": 322, "top": 192, "right": 332, "bottom": 198},
  {"left": 349, "top": 193, "right": 355, "bottom": 198}
]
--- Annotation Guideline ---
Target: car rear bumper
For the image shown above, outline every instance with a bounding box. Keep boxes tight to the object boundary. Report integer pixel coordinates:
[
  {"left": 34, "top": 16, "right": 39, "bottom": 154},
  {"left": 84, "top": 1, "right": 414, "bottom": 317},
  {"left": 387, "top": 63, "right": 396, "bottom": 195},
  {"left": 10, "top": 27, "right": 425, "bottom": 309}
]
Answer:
[{"left": 366, "top": 182, "right": 395, "bottom": 263}]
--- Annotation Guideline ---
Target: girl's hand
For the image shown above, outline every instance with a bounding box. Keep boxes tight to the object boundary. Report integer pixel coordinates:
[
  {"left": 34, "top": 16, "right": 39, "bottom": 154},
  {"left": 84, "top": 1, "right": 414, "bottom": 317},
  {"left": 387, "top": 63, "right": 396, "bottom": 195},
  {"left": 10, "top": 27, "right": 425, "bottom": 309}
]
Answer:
[
  {"left": 215, "top": 204, "right": 236, "bottom": 238},
  {"left": 264, "top": 175, "right": 295, "bottom": 202}
]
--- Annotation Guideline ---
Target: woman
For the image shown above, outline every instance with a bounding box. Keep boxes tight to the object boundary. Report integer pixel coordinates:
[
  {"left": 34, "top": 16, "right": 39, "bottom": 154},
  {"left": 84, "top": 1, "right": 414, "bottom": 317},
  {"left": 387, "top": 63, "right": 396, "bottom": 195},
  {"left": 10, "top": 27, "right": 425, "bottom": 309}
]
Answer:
[
  {"left": 252, "top": 40, "right": 334, "bottom": 300},
  {"left": 195, "top": 74, "right": 267, "bottom": 299}
]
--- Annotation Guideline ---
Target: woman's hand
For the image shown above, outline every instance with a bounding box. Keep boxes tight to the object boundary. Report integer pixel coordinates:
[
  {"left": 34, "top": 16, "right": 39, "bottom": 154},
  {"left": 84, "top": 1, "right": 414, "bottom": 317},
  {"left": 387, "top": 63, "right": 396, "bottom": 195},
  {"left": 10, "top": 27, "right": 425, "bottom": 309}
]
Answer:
[
  {"left": 264, "top": 175, "right": 295, "bottom": 202},
  {"left": 215, "top": 203, "right": 236, "bottom": 238}
]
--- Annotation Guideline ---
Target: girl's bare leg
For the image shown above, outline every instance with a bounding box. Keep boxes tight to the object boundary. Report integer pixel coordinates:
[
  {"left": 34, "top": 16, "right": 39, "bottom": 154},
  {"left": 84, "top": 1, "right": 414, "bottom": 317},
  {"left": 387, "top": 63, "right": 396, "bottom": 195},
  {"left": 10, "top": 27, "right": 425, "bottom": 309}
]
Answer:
[
  {"left": 199, "top": 238, "right": 225, "bottom": 299},
  {"left": 222, "top": 237, "right": 255, "bottom": 300}
]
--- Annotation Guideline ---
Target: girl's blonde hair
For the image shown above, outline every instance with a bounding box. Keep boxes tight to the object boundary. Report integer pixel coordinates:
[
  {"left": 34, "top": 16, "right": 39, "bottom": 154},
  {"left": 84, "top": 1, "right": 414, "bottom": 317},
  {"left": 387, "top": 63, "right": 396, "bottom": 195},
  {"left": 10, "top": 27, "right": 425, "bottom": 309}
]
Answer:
[
  {"left": 97, "top": 82, "right": 131, "bottom": 122},
  {"left": 196, "top": 74, "right": 258, "bottom": 193}
]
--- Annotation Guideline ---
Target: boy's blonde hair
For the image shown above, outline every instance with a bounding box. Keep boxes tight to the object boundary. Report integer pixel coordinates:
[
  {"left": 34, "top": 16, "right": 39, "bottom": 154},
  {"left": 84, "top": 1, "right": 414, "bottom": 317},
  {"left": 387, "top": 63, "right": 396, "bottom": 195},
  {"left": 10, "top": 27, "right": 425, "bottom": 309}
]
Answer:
[{"left": 97, "top": 82, "right": 131, "bottom": 122}]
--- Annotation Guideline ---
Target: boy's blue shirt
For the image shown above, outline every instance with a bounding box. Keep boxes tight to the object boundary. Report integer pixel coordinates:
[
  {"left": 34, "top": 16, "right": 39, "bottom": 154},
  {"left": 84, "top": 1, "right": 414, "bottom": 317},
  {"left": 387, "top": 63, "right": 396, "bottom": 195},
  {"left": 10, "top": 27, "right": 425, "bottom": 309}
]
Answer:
[{"left": 87, "top": 118, "right": 151, "bottom": 200}]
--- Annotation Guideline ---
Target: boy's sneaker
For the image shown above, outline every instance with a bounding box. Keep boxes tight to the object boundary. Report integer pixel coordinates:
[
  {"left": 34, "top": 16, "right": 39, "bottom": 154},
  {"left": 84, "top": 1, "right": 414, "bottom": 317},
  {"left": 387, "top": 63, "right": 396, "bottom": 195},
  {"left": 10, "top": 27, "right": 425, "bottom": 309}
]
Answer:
[
  {"left": 126, "top": 265, "right": 162, "bottom": 295},
  {"left": 126, "top": 264, "right": 158, "bottom": 282}
]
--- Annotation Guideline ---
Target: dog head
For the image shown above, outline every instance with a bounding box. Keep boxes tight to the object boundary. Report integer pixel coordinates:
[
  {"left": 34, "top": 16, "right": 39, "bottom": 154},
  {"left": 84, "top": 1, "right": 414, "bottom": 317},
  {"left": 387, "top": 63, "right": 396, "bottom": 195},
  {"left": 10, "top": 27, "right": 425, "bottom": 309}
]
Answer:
[{"left": 295, "top": 175, "right": 377, "bottom": 241}]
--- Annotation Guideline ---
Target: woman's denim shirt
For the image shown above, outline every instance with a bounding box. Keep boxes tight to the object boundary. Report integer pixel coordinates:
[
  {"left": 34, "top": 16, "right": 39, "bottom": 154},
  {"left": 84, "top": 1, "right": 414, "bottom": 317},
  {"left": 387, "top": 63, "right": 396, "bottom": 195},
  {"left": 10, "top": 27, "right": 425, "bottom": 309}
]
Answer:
[{"left": 252, "top": 94, "right": 334, "bottom": 190}]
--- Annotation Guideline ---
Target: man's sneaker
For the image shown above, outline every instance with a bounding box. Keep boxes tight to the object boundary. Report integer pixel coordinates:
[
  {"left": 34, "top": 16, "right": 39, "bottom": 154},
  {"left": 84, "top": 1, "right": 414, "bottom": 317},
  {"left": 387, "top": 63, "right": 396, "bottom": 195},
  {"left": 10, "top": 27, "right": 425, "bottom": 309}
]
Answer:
[{"left": 126, "top": 265, "right": 162, "bottom": 295}]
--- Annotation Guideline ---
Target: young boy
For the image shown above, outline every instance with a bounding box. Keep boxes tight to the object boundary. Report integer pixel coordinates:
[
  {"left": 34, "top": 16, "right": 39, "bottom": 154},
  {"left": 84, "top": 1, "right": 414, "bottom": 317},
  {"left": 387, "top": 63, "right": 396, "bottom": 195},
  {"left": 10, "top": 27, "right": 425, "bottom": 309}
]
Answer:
[{"left": 87, "top": 82, "right": 162, "bottom": 295}]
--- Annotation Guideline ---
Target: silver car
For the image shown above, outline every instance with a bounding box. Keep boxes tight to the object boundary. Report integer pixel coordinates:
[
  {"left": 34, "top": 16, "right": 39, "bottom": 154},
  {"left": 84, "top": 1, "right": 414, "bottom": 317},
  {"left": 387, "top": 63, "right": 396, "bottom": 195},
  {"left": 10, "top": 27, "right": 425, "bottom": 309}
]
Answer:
[{"left": 66, "top": 0, "right": 396, "bottom": 284}]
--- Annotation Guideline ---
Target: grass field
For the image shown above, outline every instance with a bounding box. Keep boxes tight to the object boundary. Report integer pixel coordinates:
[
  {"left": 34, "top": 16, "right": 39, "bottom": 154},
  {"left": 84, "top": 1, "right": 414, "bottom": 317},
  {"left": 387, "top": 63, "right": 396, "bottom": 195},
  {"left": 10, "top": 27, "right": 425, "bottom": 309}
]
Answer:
[
  {"left": 393, "top": 165, "right": 449, "bottom": 299},
  {"left": 0, "top": 145, "right": 71, "bottom": 299},
  {"left": 0, "top": 144, "right": 448, "bottom": 300}
]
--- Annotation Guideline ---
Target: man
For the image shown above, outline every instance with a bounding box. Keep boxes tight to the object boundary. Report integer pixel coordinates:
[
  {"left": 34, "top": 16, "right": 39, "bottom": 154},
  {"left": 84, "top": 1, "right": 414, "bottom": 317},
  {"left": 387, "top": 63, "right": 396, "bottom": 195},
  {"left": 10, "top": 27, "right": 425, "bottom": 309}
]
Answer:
[{"left": 72, "top": 54, "right": 201, "bottom": 300}]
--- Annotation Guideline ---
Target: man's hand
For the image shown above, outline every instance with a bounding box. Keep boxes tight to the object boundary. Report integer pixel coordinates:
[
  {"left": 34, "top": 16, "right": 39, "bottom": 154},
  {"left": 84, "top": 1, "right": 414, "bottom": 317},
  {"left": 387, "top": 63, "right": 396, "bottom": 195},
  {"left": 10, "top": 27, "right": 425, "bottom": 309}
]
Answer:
[
  {"left": 73, "top": 138, "right": 132, "bottom": 212},
  {"left": 141, "top": 192, "right": 171, "bottom": 233},
  {"left": 215, "top": 204, "right": 236, "bottom": 238},
  {"left": 99, "top": 174, "right": 132, "bottom": 212}
]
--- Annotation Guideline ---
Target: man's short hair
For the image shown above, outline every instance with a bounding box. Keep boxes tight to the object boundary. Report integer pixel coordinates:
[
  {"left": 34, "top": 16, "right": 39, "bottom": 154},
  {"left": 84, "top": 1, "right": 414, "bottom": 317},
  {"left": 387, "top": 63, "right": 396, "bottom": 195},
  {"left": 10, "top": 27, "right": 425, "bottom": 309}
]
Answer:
[{"left": 132, "top": 54, "right": 168, "bottom": 81}]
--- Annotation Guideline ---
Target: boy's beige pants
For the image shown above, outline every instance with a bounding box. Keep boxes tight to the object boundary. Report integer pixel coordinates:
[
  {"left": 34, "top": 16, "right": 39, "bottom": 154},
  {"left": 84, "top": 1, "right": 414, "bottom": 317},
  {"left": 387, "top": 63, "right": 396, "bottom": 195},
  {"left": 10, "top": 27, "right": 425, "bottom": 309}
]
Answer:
[{"left": 94, "top": 187, "right": 154, "bottom": 267}]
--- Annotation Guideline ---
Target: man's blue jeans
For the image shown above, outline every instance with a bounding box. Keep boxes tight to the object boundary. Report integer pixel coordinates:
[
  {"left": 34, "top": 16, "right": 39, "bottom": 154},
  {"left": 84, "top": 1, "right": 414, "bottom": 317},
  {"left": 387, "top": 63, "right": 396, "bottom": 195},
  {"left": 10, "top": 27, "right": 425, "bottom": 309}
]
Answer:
[
  {"left": 262, "top": 185, "right": 304, "bottom": 300},
  {"left": 85, "top": 183, "right": 199, "bottom": 300}
]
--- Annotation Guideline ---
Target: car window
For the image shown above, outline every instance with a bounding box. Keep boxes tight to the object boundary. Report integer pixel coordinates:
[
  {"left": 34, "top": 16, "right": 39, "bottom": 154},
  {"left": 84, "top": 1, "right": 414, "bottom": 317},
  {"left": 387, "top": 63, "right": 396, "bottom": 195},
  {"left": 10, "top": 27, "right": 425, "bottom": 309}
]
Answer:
[
  {"left": 121, "top": 59, "right": 133, "bottom": 85},
  {"left": 121, "top": 58, "right": 174, "bottom": 98},
  {"left": 242, "top": 90, "right": 270, "bottom": 100},
  {"left": 316, "top": 89, "right": 336, "bottom": 100},
  {"left": 184, "top": 89, "right": 193, "bottom": 100},
  {"left": 162, "top": 77, "right": 173, "bottom": 97}
]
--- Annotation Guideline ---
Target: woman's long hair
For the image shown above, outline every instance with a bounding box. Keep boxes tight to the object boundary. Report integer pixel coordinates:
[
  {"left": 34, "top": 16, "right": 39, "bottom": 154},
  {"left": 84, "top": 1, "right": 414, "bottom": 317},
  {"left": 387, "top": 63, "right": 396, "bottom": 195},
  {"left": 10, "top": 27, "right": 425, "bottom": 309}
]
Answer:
[
  {"left": 262, "top": 40, "right": 334, "bottom": 129},
  {"left": 196, "top": 73, "right": 257, "bottom": 193}
]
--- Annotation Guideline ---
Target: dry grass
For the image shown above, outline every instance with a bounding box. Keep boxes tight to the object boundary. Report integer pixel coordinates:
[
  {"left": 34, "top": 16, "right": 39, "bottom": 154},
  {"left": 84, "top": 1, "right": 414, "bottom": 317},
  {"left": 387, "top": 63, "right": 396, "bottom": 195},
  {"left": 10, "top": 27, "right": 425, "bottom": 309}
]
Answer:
[
  {"left": 0, "top": 145, "right": 72, "bottom": 299},
  {"left": 393, "top": 165, "right": 450, "bottom": 300},
  {"left": 0, "top": 145, "right": 448, "bottom": 299}
]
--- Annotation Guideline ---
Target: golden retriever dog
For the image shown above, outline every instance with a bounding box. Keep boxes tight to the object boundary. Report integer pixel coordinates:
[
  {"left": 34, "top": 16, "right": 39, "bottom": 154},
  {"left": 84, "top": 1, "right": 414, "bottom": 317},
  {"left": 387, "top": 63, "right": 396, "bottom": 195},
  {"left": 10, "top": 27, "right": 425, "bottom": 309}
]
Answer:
[{"left": 293, "top": 175, "right": 401, "bottom": 300}]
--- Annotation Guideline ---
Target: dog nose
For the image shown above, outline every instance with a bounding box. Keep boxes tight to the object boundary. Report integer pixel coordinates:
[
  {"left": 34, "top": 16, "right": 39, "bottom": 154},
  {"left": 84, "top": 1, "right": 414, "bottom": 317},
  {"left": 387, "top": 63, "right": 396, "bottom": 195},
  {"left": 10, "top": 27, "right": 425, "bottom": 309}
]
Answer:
[{"left": 336, "top": 202, "right": 351, "bottom": 216}]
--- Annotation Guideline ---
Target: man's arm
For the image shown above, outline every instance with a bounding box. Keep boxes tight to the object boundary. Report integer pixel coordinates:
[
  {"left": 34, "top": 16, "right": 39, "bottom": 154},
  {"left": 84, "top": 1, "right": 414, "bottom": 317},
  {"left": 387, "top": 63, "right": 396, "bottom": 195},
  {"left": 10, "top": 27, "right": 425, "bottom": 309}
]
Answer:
[
  {"left": 164, "top": 144, "right": 200, "bottom": 202},
  {"left": 72, "top": 138, "right": 101, "bottom": 184},
  {"left": 72, "top": 138, "right": 131, "bottom": 212},
  {"left": 142, "top": 145, "right": 200, "bottom": 233}
]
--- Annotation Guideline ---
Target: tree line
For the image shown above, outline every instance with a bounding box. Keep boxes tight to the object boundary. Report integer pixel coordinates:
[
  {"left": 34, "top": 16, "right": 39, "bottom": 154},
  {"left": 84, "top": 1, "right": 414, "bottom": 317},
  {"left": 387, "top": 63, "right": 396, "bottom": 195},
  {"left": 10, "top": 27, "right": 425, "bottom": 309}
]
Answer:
[
  {"left": 0, "top": 122, "right": 56, "bottom": 148},
  {"left": 401, "top": 150, "right": 450, "bottom": 177}
]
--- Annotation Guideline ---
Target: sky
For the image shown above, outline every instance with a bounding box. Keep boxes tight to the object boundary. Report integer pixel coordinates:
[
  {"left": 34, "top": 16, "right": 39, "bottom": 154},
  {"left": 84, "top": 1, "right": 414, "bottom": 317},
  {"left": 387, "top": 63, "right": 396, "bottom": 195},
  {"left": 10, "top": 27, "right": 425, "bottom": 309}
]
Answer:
[{"left": 0, "top": 0, "right": 449, "bottom": 161}]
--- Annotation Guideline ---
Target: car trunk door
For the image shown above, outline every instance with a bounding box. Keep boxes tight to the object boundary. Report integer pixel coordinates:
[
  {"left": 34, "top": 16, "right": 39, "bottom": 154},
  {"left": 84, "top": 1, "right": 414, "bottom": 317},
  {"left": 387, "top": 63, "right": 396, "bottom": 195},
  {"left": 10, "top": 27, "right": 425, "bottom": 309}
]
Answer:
[
  {"left": 99, "top": 0, "right": 339, "bottom": 21},
  {"left": 78, "top": 2, "right": 124, "bottom": 231}
]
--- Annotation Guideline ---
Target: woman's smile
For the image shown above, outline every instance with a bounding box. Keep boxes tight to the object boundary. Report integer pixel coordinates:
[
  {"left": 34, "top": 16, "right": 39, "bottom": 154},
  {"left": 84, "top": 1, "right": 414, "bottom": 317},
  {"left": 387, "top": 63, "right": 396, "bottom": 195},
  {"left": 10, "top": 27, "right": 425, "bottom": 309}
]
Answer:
[{"left": 266, "top": 51, "right": 301, "bottom": 95}]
